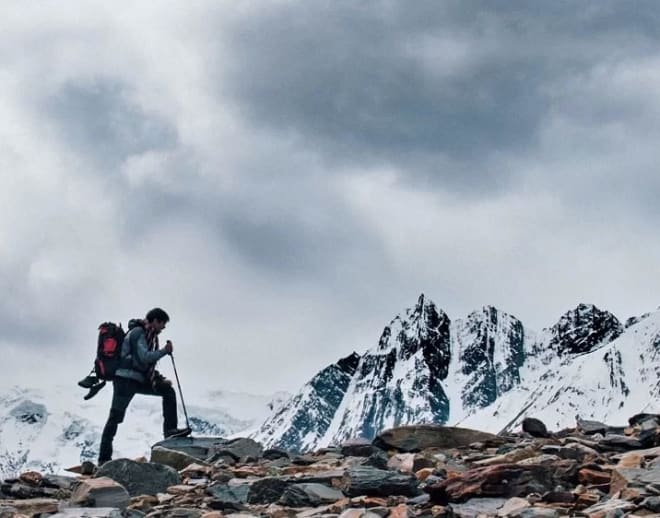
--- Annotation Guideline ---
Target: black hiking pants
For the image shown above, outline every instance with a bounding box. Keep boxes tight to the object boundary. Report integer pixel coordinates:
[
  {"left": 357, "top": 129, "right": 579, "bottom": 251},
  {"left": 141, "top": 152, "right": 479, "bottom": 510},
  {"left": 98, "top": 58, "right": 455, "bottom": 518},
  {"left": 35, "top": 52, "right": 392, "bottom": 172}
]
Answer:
[{"left": 99, "top": 376, "right": 177, "bottom": 463}]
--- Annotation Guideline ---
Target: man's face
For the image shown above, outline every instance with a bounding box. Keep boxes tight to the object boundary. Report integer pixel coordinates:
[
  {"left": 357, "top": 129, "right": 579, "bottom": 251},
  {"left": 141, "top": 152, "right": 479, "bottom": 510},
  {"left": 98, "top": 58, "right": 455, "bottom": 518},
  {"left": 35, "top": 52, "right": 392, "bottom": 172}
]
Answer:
[{"left": 151, "top": 319, "right": 167, "bottom": 334}]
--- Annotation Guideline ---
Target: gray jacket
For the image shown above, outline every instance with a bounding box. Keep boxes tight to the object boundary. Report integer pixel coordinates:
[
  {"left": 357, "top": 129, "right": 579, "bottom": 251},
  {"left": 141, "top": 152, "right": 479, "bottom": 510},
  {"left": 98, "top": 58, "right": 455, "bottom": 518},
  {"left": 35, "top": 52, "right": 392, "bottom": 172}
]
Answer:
[{"left": 114, "top": 326, "right": 168, "bottom": 383}]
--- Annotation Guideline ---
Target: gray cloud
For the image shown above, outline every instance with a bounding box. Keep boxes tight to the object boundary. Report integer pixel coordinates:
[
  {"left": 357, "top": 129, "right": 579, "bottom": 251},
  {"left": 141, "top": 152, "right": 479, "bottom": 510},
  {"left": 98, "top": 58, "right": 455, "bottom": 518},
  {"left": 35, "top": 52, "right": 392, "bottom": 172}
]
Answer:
[
  {"left": 217, "top": 1, "right": 660, "bottom": 193},
  {"left": 3, "top": 2, "right": 660, "bottom": 392},
  {"left": 44, "top": 80, "right": 178, "bottom": 169}
]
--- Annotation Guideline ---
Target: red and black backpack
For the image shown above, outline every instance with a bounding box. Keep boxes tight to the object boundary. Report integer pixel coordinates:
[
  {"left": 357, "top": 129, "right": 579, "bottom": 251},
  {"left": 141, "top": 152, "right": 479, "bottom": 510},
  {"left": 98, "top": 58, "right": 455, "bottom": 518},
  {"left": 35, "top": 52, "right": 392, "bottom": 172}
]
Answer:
[{"left": 94, "top": 322, "right": 126, "bottom": 380}]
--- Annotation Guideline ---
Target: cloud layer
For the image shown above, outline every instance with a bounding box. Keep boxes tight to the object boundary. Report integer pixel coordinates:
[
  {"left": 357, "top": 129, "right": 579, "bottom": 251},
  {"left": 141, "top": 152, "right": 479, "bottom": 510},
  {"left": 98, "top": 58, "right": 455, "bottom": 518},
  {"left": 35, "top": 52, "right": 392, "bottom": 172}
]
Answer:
[{"left": 2, "top": 1, "right": 660, "bottom": 392}]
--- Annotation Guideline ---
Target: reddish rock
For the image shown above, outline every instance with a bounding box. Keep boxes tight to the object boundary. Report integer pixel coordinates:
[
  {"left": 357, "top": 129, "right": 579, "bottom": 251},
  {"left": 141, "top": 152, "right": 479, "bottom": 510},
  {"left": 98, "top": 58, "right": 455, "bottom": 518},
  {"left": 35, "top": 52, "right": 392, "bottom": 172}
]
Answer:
[
  {"left": 617, "top": 453, "right": 643, "bottom": 469},
  {"left": 18, "top": 471, "right": 43, "bottom": 486},
  {"left": 386, "top": 503, "right": 409, "bottom": 518},
  {"left": 577, "top": 468, "right": 611, "bottom": 486},
  {"left": 415, "top": 468, "right": 435, "bottom": 481},
  {"left": 425, "top": 463, "right": 555, "bottom": 503}
]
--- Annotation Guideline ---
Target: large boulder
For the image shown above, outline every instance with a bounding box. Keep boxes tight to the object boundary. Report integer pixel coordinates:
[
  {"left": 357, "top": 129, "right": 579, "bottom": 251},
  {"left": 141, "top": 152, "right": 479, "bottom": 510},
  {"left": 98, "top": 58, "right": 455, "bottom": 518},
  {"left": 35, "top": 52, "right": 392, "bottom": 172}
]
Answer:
[
  {"left": 373, "top": 425, "right": 503, "bottom": 452},
  {"left": 95, "top": 459, "right": 180, "bottom": 496}
]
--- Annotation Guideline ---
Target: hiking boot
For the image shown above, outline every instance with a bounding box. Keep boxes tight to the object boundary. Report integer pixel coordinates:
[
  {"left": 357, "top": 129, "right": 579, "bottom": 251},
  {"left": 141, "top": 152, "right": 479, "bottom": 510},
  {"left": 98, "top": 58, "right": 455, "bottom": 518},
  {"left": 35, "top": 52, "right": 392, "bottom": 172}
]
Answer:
[
  {"left": 83, "top": 380, "right": 106, "bottom": 400},
  {"left": 164, "top": 427, "right": 192, "bottom": 439},
  {"left": 78, "top": 374, "right": 99, "bottom": 389}
]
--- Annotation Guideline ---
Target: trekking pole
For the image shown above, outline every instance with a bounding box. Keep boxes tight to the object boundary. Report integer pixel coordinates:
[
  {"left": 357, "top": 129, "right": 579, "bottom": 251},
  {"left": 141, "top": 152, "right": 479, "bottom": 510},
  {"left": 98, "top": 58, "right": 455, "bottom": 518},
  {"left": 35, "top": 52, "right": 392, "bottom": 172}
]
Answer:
[{"left": 169, "top": 353, "right": 191, "bottom": 430}]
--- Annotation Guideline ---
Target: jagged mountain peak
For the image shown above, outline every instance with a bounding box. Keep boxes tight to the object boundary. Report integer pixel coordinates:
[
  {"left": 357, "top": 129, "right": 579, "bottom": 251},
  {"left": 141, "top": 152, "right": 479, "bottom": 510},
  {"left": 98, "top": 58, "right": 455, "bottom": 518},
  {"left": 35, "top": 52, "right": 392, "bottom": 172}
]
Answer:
[
  {"left": 336, "top": 352, "right": 361, "bottom": 374},
  {"left": 547, "top": 303, "right": 623, "bottom": 356},
  {"left": 463, "top": 305, "right": 522, "bottom": 325},
  {"left": 377, "top": 294, "right": 450, "bottom": 357}
]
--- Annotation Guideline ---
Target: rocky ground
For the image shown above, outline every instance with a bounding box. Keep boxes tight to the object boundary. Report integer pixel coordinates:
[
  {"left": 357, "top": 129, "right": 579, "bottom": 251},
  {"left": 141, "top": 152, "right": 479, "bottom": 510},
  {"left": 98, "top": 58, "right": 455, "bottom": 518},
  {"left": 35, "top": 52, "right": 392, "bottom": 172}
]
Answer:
[{"left": 3, "top": 414, "right": 660, "bottom": 517}]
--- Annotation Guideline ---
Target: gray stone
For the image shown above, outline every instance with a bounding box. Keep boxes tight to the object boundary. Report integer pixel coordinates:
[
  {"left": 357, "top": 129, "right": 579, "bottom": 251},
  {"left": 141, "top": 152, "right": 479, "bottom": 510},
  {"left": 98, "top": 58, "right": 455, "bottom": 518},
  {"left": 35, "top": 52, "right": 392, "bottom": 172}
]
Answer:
[
  {"left": 341, "top": 467, "right": 420, "bottom": 497},
  {"left": 599, "top": 434, "right": 644, "bottom": 450},
  {"left": 155, "top": 508, "right": 203, "bottom": 518},
  {"left": 448, "top": 497, "right": 508, "bottom": 518},
  {"left": 0, "top": 506, "right": 17, "bottom": 518},
  {"left": 263, "top": 448, "right": 290, "bottom": 460},
  {"left": 207, "top": 437, "right": 264, "bottom": 463},
  {"left": 582, "top": 498, "right": 636, "bottom": 515},
  {"left": 517, "top": 510, "right": 559, "bottom": 518},
  {"left": 206, "top": 483, "right": 250, "bottom": 510},
  {"left": 150, "top": 445, "right": 206, "bottom": 471},
  {"left": 610, "top": 466, "right": 660, "bottom": 494},
  {"left": 152, "top": 436, "right": 226, "bottom": 460},
  {"left": 496, "top": 496, "right": 529, "bottom": 516},
  {"left": 279, "top": 483, "right": 345, "bottom": 507},
  {"left": 360, "top": 450, "right": 389, "bottom": 470},
  {"left": 539, "top": 445, "right": 583, "bottom": 461},
  {"left": 341, "top": 438, "right": 379, "bottom": 457},
  {"left": 629, "top": 413, "right": 660, "bottom": 427},
  {"left": 576, "top": 416, "right": 609, "bottom": 435},
  {"left": 642, "top": 496, "right": 660, "bottom": 512},
  {"left": 42, "top": 475, "right": 79, "bottom": 490},
  {"left": 95, "top": 459, "right": 180, "bottom": 497},
  {"left": 70, "top": 477, "right": 130, "bottom": 509},
  {"left": 407, "top": 494, "right": 430, "bottom": 505},
  {"left": 289, "top": 469, "right": 345, "bottom": 487},
  {"left": 48, "top": 508, "right": 125, "bottom": 518},
  {"left": 522, "top": 417, "right": 549, "bottom": 438},
  {"left": 246, "top": 477, "right": 292, "bottom": 504},
  {"left": 374, "top": 425, "right": 503, "bottom": 452}
]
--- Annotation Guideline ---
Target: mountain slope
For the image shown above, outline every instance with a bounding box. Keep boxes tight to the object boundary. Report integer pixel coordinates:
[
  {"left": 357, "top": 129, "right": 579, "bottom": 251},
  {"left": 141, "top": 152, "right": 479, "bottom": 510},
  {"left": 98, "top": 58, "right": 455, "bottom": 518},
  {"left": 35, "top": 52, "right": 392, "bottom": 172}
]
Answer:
[
  {"left": 462, "top": 311, "right": 660, "bottom": 432},
  {"left": 252, "top": 295, "right": 638, "bottom": 452}
]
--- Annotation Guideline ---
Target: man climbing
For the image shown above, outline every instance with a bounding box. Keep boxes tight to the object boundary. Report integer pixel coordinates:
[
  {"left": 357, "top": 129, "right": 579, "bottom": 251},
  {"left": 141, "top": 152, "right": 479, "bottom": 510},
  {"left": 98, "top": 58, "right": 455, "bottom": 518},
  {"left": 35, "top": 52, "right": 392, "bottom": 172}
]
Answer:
[{"left": 98, "top": 307, "right": 191, "bottom": 465}]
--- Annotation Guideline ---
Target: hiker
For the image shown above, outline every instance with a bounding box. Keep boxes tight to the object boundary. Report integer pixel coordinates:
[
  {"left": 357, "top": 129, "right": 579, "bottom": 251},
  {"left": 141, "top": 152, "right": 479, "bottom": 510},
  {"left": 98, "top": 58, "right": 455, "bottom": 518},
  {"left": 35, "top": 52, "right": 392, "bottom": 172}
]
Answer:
[{"left": 98, "top": 307, "right": 191, "bottom": 465}]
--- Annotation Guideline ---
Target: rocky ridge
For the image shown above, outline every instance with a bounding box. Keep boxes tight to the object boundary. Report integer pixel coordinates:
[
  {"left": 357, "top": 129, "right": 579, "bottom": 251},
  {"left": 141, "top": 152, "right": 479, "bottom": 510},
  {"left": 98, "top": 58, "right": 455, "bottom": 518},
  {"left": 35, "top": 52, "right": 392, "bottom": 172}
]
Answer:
[
  {"left": 253, "top": 295, "right": 642, "bottom": 452},
  {"left": 4, "top": 414, "right": 660, "bottom": 517}
]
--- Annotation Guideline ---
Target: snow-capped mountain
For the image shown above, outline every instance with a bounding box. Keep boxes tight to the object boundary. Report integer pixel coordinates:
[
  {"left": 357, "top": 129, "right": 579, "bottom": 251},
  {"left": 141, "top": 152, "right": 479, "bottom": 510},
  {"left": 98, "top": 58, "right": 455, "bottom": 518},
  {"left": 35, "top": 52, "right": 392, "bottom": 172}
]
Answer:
[
  {"left": 0, "top": 384, "right": 287, "bottom": 479},
  {"left": 461, "top": 309, "right": 659, "bottom": 432},
  {"left": 252, "top": 294, "right": 655, "bottom": 452}
]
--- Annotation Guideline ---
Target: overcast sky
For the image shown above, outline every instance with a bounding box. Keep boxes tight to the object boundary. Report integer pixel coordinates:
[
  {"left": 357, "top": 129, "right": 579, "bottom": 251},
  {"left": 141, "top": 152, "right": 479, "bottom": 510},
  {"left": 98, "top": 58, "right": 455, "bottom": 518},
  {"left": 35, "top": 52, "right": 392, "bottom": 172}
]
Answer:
[{"left": 2, "top": 1, "right": 660, "bottom": 394}]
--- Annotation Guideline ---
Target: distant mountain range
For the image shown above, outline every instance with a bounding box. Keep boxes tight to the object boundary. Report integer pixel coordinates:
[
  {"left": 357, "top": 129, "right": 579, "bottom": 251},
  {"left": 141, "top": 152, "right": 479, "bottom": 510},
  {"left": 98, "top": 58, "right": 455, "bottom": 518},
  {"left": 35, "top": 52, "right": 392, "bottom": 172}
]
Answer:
[
  {"left": 3, "top": 294, "right": 659, "bottom": 474},
  {"left": 0, "top": 385, "right": 288, "bottom": 478},
  {"left": 252, "top": 294, "right": 659, "bottom": 452}
]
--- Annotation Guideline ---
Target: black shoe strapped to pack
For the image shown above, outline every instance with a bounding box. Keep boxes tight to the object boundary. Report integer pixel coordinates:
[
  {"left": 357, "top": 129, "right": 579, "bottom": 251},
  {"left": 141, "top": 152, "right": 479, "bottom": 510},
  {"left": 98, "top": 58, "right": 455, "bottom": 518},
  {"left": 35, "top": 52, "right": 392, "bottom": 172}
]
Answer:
[
  {"left": 164, "top": 427, "right": 192, "bottom": 439},
  {"left": 78, "top": 375, "right": 99, "bottom": 389},
  {"left": 83, "top": 380, "right": 106, "bottom": 400}
]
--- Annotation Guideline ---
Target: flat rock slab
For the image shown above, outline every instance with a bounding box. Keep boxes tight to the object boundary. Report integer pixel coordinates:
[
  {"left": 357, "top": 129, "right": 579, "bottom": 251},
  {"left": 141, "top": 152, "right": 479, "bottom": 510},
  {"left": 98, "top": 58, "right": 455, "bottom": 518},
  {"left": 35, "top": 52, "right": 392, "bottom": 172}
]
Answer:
[
  {"left": 95, "top": 459, "right": 180, "bottom": 497},
  {"left": 447, "top": 497, "right": 508, "bottom": 517},
  {"left": 206, "top": 437, "right": 263, "bottom": 463},
  {"left": 151, "top": 445, "right": 207, "bottom": 471},
  {"left": 341, "top": 467, "right": 419, "bottom": 498},
  {"left": 582, "top": 498, "right": 636, "bottom": 515},
  {"left": 0, "top": 498, "right": 59, "bottom": 515},
  {"left": 373, "top": 425, "right": 503, "bottom": 452},
  {"left": 206, "top": 483, "right": 250, "bottom": 510},
  {"left": 48, "top": 508, "right": 125, "bottom": 517},
  {"left": 152, "top": 436, "right": 226, "bottom": 460},
  {"left": 279, "top": 483, "right": 345, "bottom": 507}
]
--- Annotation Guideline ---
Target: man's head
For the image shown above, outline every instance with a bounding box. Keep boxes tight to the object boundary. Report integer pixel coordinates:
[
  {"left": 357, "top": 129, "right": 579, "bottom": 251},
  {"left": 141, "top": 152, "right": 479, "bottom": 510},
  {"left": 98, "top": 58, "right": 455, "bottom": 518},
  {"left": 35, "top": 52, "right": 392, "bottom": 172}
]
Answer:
[{"left": 145, "top": 307, "right": 170, "bottom": 334}]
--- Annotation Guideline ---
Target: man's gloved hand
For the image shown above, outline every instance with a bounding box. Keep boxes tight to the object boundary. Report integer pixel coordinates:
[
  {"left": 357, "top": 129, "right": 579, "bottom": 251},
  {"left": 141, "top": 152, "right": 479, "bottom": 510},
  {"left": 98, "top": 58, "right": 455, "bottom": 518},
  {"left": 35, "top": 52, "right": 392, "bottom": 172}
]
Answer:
[{"left": 164, "top": 340, "right": 173, "bottom": 355}]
